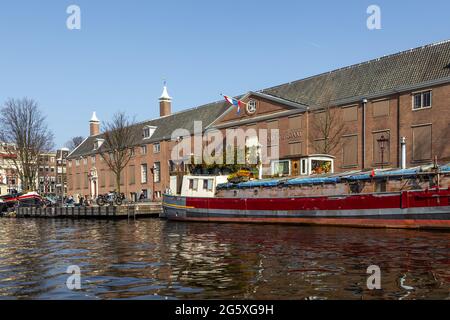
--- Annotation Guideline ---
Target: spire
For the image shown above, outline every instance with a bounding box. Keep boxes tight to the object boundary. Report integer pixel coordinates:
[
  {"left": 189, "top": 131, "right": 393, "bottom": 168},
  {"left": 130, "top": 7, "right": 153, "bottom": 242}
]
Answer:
[
  {"left": 90, "top": 111, "right": 100, "bottom": 123},
  {"left": 89, "top": 112, "right": 100, "bottom": 136},
  {"left": 159, "top": 81, "right": 172, "bottom": 101},
  {"left": 159, "top": 81, "right": 172, "bottom": 117}
]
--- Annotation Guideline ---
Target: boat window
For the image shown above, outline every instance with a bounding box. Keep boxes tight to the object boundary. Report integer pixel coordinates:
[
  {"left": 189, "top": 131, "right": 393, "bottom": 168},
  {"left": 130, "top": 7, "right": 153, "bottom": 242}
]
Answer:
[
  {"left": 207, "top": 179, "right": 213, "bottom": 191},
  {"left": 272, "top": 160, "right": 290, "bottom": 176},
  {"left": 192, "top": 179, "right": 198, "bottom": 191},
  {"left": 203, "top": 179, "right": 213, "bottom": 191},
  {"left": 189, "top": 179, "right": 194, "bottom": 190},
  {"left": 301, "top": 159, "right": 307, "bottom": 175},
  {"left": 375, "top": 181, "right": 387, "bottom": 193},
  {"left": 311, "top": 159, "right": 332, "bottom": 175}
]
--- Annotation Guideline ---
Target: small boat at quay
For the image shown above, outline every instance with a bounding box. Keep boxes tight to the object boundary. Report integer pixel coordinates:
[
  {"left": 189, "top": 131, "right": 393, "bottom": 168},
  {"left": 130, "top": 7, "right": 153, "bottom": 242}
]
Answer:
[
  {"left": 163, "top": 164, "right": 450, "bottom": 230},
  {"left": 0, "top": 191, "right": 43, "bottom": 214}
]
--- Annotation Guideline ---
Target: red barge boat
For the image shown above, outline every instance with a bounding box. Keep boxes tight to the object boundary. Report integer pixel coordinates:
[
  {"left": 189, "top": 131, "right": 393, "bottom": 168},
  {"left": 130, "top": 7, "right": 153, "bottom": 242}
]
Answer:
[{"left": 163, "top": 165, "right": 450, "bottom": 230}]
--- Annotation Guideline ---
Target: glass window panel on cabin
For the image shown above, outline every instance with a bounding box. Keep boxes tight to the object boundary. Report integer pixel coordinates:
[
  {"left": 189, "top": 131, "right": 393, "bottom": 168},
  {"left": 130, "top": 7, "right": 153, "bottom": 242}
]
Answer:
[
  {"left": 193, "top": 179, "right": 198, "bottom": 191},
  {"left": 272, "top": 160, "right": 290, "bottom": 176},
  {"left": 207, "top": 179, "right": 213, "bottom": 191}
]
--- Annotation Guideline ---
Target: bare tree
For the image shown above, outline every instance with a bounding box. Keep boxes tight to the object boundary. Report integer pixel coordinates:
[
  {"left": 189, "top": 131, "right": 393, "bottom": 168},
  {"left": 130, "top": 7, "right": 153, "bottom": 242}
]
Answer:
[
  {"left": 0, "top": 98, "right": 54, "bottom": 192},
  {"left": 309, "top": 104, "right": 345, "bottom": 155},
  {"left": 65, "top": 136, "right": 85, "bottom": 151},
  {"left": 99, "top": 112, "right": 136, "bottom": 195}
]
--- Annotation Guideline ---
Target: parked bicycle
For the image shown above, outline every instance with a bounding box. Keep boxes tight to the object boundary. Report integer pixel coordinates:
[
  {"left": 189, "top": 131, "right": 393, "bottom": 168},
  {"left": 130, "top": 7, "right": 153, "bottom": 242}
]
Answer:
[{"left": 96, "top": 192, "right": 125, "bottom": 206}]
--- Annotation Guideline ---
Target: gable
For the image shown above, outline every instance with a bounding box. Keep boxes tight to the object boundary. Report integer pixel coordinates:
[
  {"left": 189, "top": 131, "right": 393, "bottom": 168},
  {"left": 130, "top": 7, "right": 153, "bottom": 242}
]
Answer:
[{"left": 212, "top": 93, "right": 307, "bottom": 128}]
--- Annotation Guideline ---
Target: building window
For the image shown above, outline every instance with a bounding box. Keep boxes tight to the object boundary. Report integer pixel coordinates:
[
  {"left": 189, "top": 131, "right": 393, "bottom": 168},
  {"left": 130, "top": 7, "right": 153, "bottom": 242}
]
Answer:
[
  {"left": 141, "top": 164, "right": 148, "bottom": 183},
  {"left": 130, "top": 148, "right": 135, "bottom": 157},
  {"left": 143, "top": 126, "right": 156, "bottom": 139},
  {"left": 342, "top": 135, "right": 358, "bottom": 167},
  {"left": 271, "top": 160, "right": 290, "bottom": 176},
  {"left": 143, "top": 127, "right": 150, "bottom": 139},
  {"left": 413, "top": 91, "right": 432, "bottom": 110},
  {"left": 289, "top": 142, "right": 302, "bottom": 155},
  {"left": 129, "top": 165, "right": 136, "bottom": 185},
  {"left": 342, "top": 105, "right": 358, "bottom": 122},
  {"left": 75, "top": 159, "right": 80, "bottom": 166},
  {"left": 153, "top": 143, "right": 161, "bottom": 154},
  {"left": 372, "top": 131, "right": 390, "bottom": 165},
  {"left": 412, "top": 124, "right": 432, "bottom": 161},
  {"left": 68, "top": 160, "right": 72, "bottom": 168},
  {"left": 373, "top": 100, "right": 390, "bottom": 117},
  {"left": 94, "top": 138, "right": 104, "bottom": 150},
  {"left": 91, "top": 156, "right": 96, "bottom": 164},
  {"left": 153, "top": 162, "right": 161, "bottom": 183},
  {"left": 141, "top": 145, "right": 147, "bottom": 155},
  {"left": 83, "top": 158, "right": 88, "bottom": 165}
]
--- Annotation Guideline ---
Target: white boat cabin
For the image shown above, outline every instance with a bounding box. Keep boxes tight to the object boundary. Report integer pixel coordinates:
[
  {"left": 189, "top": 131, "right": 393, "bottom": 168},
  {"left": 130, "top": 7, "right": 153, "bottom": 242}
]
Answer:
[{"left": 178, "top": 175, "right": 228, "bottom": 197}]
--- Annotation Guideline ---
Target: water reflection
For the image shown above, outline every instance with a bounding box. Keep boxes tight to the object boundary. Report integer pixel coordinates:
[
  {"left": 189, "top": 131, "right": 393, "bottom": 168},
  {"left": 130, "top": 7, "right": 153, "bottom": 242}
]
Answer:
[{"left": 0, "top": 219, "right": 448, "bottom": 299}]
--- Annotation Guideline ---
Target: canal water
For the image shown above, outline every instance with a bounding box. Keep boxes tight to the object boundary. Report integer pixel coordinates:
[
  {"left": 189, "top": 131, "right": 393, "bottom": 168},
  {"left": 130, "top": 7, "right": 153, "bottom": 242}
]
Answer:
[{"left": 0, "top": 218, "right": 448, "bottom": 300}]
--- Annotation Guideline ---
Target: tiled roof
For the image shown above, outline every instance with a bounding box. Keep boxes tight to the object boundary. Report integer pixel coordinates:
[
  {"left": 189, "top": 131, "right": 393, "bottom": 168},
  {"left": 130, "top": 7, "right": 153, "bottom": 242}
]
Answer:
[
  {"left": 261, "top": 40, "right": 450, "bottom": 106},
  {"left": 68, "top": 100, "right": 230, "bottom": 159},
  {"left": 69, "top": 40, "right": 450, "bottom": 159}
]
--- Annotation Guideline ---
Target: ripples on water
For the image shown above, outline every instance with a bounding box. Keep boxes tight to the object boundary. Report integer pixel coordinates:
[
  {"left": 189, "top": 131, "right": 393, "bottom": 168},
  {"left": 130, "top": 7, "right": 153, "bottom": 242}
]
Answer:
[{"left": 0, "top": 218, "right": 448, "bottom": 300}]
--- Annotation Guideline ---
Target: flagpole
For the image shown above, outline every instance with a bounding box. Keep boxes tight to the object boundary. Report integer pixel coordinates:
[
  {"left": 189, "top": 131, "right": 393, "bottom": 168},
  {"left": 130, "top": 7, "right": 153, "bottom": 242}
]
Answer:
[{"left": 220, "top": 93, "right": 250, "bottom": 107}]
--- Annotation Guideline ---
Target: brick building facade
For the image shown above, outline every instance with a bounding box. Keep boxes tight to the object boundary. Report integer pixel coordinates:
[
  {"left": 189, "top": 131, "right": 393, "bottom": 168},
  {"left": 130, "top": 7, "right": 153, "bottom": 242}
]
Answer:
[{"left": 67, "top": 40, "right": 450, "bottom": 200}]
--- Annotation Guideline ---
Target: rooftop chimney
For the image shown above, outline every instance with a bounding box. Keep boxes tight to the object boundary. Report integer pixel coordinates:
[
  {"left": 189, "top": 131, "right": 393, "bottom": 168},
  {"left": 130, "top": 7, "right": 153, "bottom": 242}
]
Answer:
[
  {"left": 159, "top": 83, "right": 172, "bottom": 117},
  {"left": 90, "top": 112, "right": 100, "bottom": 136}
]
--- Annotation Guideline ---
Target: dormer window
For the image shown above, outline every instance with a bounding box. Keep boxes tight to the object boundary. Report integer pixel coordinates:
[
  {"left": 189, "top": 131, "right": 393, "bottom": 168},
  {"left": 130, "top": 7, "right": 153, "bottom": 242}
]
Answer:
[
  {"left": 143, "top": 126, "right": 157, "bottom": 139},
  {"left": 93, "top": 138, "right": 105, "bottom": 150}
]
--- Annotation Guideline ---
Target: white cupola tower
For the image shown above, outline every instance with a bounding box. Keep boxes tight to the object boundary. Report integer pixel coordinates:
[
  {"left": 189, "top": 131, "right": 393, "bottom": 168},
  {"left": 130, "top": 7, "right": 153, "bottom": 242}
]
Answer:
[
  {"left": 159, "top": 82, "right": 172, "bottom": 117},
  {"left": 89, "top": 111, "right": 100, "bottom": 136}
]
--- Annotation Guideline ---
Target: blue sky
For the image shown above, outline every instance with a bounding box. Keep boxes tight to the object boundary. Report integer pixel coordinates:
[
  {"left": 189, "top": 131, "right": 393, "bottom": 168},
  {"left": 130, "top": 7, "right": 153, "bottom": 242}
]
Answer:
[{"left": 1, "top": 0, "right": 449, "bottom": 147}]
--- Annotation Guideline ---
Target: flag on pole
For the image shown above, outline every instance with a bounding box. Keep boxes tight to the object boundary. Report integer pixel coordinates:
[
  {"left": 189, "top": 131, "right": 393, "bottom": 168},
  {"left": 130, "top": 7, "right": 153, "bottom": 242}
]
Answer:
[{"left": 223, "top": 95, "right": 244, "bottom": 114}]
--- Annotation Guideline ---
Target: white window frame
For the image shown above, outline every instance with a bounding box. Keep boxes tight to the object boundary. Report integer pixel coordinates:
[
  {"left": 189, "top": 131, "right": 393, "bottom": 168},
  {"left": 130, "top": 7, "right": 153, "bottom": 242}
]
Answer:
[
  {"left": 141, "top": 164, "right": 148, "bottom": 184},
  {"left": 153, "top": 162, "right": 161, "bottom": 183},
  {"left": 153, "top": 142, "right": 161, "bottom": 153},
  {"left": 412, "top": 90, "right": 432, "bottom": 111},
  {"left": 143, "top": 126, "right": 157, "bottom": 139},
  {"left": 271, "top": 160, "right": 291, "bottom": 176},
  {"left": 301, "top": 158, "right": 308, "bottom": 175}
]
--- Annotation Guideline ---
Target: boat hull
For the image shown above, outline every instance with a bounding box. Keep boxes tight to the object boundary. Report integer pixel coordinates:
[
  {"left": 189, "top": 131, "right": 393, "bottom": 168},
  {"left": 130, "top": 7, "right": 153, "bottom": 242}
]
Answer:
[{"left": 163, "top": 189, "right": 450, "bottom": 229}]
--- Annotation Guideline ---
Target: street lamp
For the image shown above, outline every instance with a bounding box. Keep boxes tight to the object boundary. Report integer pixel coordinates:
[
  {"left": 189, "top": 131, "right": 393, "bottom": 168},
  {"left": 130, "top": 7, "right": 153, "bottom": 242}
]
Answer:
[
  {"left": 150, "top": 164, "right": 156, "bottom": 202},
  {"left": 377, "top": 135, "right": 389, "bottom": 169}
]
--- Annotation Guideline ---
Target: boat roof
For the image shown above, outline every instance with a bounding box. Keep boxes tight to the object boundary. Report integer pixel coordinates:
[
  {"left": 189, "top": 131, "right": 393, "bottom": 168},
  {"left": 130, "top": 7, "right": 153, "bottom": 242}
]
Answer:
[{"left": 218, "top": 164, "right": 450, "bottom": 189}]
